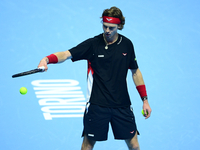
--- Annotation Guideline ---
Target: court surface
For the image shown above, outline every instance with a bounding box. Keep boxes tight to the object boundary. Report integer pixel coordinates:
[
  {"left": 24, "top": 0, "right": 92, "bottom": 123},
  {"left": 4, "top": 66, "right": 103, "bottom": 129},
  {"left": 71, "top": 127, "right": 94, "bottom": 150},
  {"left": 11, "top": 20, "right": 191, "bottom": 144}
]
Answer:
[{"left": 1, "top": 0, "right": 200, "bottom": 149}]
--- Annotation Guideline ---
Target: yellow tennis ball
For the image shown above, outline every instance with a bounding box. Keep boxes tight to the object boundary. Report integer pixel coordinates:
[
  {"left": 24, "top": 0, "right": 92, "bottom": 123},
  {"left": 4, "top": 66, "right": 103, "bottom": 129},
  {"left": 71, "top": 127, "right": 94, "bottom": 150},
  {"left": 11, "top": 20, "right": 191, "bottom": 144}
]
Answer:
[
  {"left": 20, "top": 87, "right": 27, "bottom": 95},
  {"left": 141, "top": 109, "right": 148, "bottom": 116}
]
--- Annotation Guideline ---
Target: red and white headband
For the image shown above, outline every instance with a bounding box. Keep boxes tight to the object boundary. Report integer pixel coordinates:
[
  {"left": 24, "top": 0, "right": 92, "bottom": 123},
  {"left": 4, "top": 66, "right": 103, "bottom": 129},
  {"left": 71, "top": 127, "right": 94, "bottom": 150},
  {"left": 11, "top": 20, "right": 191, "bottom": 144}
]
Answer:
[{"left": 103, "top": 16, "right": 121, "bottom": 24}]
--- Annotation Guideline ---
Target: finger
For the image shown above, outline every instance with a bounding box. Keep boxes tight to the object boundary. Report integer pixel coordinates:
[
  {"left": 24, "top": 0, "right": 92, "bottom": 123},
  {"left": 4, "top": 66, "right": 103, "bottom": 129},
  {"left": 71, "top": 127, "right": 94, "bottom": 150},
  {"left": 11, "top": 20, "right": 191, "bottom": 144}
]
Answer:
[
  {"left": 38, "top": 65, "right": 46, "bottom": 71},
  {"left": 145, "top": 110, "right": 151, "bottom": 119},
  {"left": 44, "top": 65, "right": 48, "bottom": 71},
  {"left": 144, "top": 109, "right": 147, "bottom": 117},
  {"left": 38, "top": 63, "right": 48, "bottom": 71}
]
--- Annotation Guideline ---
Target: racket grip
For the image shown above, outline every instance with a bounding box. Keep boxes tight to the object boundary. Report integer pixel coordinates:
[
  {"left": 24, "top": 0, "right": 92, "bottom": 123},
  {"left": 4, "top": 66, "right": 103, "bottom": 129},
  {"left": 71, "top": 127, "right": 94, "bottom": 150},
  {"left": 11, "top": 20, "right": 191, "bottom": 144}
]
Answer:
[{"left": 38, "top": 66, "right": 45, "bottom": 71}]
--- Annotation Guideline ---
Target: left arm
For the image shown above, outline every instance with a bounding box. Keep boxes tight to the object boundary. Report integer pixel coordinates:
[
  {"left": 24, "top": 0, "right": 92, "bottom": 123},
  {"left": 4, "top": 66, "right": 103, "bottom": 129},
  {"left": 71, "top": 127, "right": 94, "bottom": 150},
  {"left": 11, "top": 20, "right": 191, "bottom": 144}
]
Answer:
[{"left": 131, "top": 68, "right": 152, "bottom": 119}]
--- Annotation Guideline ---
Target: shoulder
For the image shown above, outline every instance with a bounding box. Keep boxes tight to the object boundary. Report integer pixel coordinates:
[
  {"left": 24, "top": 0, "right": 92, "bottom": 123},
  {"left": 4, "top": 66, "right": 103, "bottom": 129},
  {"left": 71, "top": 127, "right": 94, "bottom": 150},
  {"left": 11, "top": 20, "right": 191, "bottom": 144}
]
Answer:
[
  {"left": 120, "top": 34, "right": 130, "bottom": 41},
  {"left": 75, "top": 34, "right": 102, "bottom": 47},
  {"left": 86, "top": 34, "right": 102, "bottom": 43},
  {"left": 119, "top": 34, "right": 134, "bottom": 47}
]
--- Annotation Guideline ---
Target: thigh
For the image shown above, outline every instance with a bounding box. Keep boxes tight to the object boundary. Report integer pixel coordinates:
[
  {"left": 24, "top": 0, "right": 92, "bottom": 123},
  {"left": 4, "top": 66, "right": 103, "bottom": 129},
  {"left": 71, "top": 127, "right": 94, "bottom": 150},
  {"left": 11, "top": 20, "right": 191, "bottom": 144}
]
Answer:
[
  {"left": 83, "top": 104, "right": 111, "bottom": 141},
  {"left": 111, "top": 106, "right": 139, "bottom": 140}
]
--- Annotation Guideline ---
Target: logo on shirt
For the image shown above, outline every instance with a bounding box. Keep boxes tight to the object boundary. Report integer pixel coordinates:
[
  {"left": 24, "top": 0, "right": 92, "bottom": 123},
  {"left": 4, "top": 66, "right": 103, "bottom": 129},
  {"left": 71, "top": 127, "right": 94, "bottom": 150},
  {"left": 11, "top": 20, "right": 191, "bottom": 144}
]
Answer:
[{"left": 122, "top": 53, "right": 127, "bottom": 56}]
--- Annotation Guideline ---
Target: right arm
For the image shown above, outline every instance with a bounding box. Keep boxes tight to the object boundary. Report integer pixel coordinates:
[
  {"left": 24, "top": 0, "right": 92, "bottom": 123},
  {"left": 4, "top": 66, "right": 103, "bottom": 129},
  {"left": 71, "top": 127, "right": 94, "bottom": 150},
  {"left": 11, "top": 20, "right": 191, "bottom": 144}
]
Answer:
[{"left": 38, "top": 50, "right": 72, "bottom": 71}]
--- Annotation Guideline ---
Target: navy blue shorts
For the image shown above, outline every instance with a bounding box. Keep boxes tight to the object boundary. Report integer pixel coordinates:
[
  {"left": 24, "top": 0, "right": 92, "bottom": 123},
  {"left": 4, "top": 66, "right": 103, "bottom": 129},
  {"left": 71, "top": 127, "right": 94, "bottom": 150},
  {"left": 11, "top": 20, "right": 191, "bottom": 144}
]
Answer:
[{"left": 82, "top": 103, "right": 139, "bottom": 141}]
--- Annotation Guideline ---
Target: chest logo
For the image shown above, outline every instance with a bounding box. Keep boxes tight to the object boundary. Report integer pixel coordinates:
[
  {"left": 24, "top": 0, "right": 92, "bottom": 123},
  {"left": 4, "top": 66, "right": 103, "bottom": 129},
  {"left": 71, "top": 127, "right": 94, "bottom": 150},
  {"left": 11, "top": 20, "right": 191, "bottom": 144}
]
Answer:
[{"left": 122, "top": 53, "right": 127, "bottom": 56}]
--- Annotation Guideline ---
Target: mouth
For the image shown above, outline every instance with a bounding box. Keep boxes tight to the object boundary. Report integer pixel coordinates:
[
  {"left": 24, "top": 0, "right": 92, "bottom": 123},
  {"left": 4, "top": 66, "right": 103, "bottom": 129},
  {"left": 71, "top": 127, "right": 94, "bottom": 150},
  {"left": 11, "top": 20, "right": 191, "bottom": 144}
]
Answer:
[{"left": 105, "top": 33, "right": 111, "bottom": 37}]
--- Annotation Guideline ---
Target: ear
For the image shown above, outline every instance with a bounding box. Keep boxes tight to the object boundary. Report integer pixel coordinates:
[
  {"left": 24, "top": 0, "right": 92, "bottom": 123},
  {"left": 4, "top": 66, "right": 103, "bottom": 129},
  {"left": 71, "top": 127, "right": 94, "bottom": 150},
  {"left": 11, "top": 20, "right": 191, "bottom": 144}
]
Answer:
[{"left": 117, "top": 24, "right": 122, "bottom": 29}]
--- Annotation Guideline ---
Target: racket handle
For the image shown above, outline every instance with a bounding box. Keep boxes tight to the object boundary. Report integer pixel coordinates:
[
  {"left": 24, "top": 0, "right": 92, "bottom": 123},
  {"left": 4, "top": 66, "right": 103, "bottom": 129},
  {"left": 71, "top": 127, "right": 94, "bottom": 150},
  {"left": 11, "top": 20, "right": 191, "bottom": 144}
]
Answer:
[{"left": 38, "top": 66, "right": 45, "bottom": 71}]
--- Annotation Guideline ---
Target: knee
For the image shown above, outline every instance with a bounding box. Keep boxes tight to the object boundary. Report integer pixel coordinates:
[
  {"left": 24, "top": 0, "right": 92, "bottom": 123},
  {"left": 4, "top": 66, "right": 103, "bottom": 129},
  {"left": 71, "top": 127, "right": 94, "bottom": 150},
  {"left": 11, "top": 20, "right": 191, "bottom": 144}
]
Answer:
[
  {"left": 127, "top": 143, "right": 140, "bottom": 150},
  {"left": 81, "top": 136, "right": 96, "bottom": 150},
  {"left": 131, "top": 144, "right": 140, "bottom": 150},
  {"left": 81, "top": 144, "right": 94, "bottom": 150},
  {"left": 126, "top": 138, "right": 140, "bottom": 150}
]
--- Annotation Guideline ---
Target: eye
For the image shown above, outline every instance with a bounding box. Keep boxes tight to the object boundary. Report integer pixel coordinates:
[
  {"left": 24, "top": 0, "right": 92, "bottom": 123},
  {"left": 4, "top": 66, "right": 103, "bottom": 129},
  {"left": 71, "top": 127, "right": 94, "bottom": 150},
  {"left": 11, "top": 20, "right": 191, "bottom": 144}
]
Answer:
[
  {"left": 103, "top": 25, "right": 116, "bottom": 31},
  {"left": 103, "top": 25, "right": 116, "bottom": 30},
  {"left": 109, "top": 27, "right": 115, "bottom": 30}
]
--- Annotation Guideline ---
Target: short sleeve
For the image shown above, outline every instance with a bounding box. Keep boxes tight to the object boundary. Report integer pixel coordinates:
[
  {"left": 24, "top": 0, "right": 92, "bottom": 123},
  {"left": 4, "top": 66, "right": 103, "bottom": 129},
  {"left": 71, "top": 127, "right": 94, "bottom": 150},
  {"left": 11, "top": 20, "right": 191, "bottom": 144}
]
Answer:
[
  {"left": 129, "top": 42, "right": 139, "bottom": 69},
  {"left": 69, "top": 38, "right": 93, "bottom": 62}
]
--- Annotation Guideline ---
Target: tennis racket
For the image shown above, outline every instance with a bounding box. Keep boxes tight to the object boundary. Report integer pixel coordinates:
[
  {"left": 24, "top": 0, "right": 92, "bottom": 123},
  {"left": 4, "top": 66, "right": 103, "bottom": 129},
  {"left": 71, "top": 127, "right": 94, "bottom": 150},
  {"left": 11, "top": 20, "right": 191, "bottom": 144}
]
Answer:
[{"left": 12, "top": 66, "right": 45, "bottom": 78}]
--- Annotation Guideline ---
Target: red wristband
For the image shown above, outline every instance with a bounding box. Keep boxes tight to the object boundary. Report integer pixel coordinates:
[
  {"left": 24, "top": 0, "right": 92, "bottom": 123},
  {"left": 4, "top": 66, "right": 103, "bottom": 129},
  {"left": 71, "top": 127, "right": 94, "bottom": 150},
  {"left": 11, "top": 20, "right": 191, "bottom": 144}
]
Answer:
[
  {"left": 46, "top": 54, "right": 58, "bottom": 64},
  {"left": 136, "top": 85, "right": 147, "bottom": 98}
]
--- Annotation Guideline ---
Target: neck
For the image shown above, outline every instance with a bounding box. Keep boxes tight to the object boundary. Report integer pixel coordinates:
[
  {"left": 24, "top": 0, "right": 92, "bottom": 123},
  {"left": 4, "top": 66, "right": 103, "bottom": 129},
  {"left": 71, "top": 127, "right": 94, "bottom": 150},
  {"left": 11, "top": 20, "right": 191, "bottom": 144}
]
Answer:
[{"left": 104, "top": 33, "right": 118, "bottom": 45}]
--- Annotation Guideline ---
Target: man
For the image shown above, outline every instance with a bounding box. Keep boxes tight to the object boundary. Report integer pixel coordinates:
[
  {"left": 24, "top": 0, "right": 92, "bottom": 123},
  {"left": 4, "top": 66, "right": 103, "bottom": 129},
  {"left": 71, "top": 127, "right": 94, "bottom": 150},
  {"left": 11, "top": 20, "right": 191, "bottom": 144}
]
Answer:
[{"left": 38, "top": 6, "right": 151, "bottom": 150}]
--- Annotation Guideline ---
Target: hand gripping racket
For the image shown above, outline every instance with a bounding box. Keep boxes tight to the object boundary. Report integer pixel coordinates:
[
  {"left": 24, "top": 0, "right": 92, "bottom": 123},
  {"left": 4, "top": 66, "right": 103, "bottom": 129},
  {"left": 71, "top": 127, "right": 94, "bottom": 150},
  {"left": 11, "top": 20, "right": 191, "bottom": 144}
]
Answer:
[{"left": 12, "top": 66, "right": 45, "bottom": 78}]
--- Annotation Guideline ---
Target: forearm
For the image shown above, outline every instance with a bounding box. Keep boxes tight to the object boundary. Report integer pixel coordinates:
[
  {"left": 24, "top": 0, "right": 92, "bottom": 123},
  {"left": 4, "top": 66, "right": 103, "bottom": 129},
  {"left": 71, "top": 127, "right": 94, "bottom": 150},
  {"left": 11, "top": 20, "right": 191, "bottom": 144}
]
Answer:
[
  {"left": 132, "top": 68, "right": 145, "bottom": 86},
  {"left": 132, "top": 68, "right": 148, "bottom": 101},
  {"left": 55, "top": 51, "right": 71, "bottom": 62},
  {"left": 48, "top": 51, "right": 70, "bottom": 63},
  {"left": 38, "top": 50, "right": 71, "bottom": 70}
]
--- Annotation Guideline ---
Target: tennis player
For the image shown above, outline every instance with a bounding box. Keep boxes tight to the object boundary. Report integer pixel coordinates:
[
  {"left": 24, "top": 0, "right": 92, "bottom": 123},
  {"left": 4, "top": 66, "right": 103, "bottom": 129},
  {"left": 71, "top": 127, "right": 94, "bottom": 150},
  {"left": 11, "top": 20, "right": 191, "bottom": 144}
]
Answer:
[{"left": 38, "top": 6, "right": 152, "bottom": 150}]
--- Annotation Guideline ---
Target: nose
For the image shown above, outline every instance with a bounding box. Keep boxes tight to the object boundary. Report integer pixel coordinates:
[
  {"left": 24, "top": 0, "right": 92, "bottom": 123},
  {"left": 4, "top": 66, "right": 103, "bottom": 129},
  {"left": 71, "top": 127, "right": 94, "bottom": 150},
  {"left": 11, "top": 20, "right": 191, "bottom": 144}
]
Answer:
[{"left": 105, "top": 27, "right": 110, "bottom": 33}]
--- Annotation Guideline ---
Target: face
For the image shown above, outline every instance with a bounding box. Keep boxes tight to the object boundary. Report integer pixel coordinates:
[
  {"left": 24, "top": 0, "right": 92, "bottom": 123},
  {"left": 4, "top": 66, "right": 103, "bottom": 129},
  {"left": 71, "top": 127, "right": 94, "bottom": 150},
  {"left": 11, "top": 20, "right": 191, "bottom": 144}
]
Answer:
[{"left": 103, "top": 22, "right": 118, "bottom": 40}]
